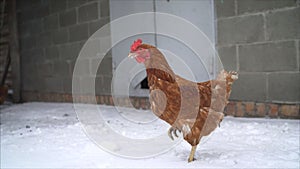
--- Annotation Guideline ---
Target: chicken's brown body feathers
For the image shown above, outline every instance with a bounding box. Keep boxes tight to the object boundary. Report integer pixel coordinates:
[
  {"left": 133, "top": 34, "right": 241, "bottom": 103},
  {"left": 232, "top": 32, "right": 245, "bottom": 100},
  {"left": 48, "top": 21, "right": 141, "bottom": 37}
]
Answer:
[{"left": 141, "top": 45, "right": 237, "bottom": 146}]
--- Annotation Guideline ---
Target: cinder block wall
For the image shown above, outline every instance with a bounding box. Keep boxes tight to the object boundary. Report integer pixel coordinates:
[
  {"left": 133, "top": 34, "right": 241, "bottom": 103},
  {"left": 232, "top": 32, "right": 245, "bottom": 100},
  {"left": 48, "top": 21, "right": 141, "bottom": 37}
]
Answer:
[
  {"left": 17, "top": 0, "right": 111, "bottom": 99},
  {"left": 16, "top": 0, "right": 299, "bottom": 118},
  {"left": 215, "top": 0, "right": 299, "bottom": 118}
]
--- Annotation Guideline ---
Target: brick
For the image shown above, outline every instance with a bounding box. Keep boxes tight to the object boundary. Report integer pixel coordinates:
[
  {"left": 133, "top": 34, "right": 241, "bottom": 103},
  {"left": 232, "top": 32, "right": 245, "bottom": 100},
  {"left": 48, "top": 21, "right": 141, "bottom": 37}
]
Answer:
[
  {"left": 268, "top": 72, "right": 300, "bottom": 102},
  {"left": 266, "top": 8, "right": 300, "bottom": 40},
  {"left": 217, "top": 15, "right": 264, "bottom": 45},
  {"left": 231, "top": 73, "right": 266, "bottom": 102},
  {"left": 43, "top": 14, "right": 59, "bottom": 31},
  {"left": 67, "top": 0, "right": 88, "bottom": 8},
  {"left": 215, "top": 0, "right": 235, "bottom": 18},
  {"left": 50, "top": 0, "right": 67, "bottom": 13},
  {"left": 45, "top": 46, "right": 59, "bottom": 60},
  {"left": 245, "top": 102, "right": 255, "bottom": 116},
  {"left": 52, "top": 28, "right": 69, "bottom": 44},
  {"left": 59, "top": 9, "right": 77, "bottom": 27},
  {"left": 59, "top": 42, "right": 83, "bottom": 60},
  {"left": 235, "top": 102, "right": 244, "bottom": 117},
  {"left": 88, "top": 17, "right": 110, "bottom": 36},
  {"left": 78, "top": 2, "right": 98, "bottom": 23},
  {"left": 237, "top": 0, "right": 296, "bottom": 15},
  {"left": 224, "top": 101, "right": 236, "bottom": 116},
  {"left": 268, "top": 103, "right": 279, "bottom": 118},
  {"left": 36, "top": 32, "right": 52, "bottom": 48},
  {"left": 239, "top": 41, "right": 297, "bottom": 72},
  {"left": 69, "top": 23, "right": 89, "bottom": 42},
  {"left": 218, "top": 46, "right": 237, "bottom": 71},
  {"left": 280, "top": 105, "right": 300, "bottom": 118},
  {"left": 100, "top": 0, "right": 109, "bottom": 17},
  {"left": 256, "top": 103, "right": 266, "bottom": 117}
]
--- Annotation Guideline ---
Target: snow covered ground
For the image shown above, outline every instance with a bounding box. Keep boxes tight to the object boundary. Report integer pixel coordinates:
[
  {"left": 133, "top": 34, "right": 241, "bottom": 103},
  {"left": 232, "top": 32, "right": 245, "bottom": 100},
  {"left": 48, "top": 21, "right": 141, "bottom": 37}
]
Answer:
[{"left": 1, "top": 102, "right": 299, "bottom": 168}]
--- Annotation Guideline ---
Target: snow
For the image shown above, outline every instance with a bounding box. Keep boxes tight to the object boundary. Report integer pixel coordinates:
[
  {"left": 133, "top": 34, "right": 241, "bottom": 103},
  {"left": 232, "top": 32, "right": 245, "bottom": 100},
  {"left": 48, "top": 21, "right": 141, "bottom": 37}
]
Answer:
[{"left": 1, "top": 102, "right": 299, "bottom": 168}]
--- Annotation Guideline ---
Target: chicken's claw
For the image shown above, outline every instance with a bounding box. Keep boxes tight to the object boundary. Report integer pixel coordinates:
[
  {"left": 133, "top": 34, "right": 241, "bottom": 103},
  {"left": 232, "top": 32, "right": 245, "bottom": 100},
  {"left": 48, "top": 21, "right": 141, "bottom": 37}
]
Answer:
[{"left": 168, "top": 127, "right": 181, "bottom": 140}]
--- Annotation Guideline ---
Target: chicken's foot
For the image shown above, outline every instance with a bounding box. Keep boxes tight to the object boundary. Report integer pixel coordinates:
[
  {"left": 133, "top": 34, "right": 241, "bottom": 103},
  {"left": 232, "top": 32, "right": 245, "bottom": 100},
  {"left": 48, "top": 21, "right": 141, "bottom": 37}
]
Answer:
[
  {"left": 188, "top": 145, "right": 197, "bottom": 162},
  {"left": 168, "top": 127, "right": 181, "bottom": 140}
]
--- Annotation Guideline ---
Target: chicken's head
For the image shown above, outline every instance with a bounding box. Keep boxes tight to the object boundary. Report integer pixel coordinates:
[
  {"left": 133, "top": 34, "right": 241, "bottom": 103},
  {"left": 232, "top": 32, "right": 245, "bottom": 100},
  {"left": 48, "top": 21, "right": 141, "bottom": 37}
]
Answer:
[{"left": 128, "top": 39, "right": 151, "bottom": 63}]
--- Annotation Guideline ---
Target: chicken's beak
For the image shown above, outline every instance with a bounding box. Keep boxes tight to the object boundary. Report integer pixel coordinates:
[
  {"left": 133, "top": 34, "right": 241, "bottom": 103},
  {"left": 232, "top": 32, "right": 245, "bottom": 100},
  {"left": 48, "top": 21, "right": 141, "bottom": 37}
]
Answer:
[{"left": 128, "top": 52, "right": 137, "bottom": 58}]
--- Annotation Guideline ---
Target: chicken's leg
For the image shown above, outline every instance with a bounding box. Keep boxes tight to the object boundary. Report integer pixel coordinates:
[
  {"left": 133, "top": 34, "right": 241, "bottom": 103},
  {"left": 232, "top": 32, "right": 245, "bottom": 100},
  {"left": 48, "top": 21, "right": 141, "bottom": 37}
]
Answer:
[
  {"left": 168, "top": 127, "right": 181, "bottom": 140},
  {"left": 188, "top": 145, "right": 197, "bottom": 162}
]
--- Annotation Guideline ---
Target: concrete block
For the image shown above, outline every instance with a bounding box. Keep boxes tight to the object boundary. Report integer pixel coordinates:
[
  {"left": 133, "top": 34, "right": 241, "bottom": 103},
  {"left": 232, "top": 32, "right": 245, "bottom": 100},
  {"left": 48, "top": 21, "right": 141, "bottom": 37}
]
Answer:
[
  {"left": 59, "top": 42, "right": 83, "bottom": 60},
  {"left": 95, "top": 76, "right": 103, "bottom": 94},
  {"left": 17, "top": 9, "right": 36, "bottom": 23},
  {"left": 100, "top": 0, "right": 109, "bottom": 17},
  {"left": 78, "top": 2, "right": 98, "bottom": 23},
  {"left": 35, "top": 4, "right": 50, "bottom": 18},
  {"left": 59, "top": 9, "right": 77, "bottom": 27},
  {"left": 80, "top": 39, "right": 101, "bottom": 59},
  {"left": 72, "top": 59, "right": 90, "bottom": 76},
  {"left": 45, "top": 46, "right": 60, "bottom": 60},
  {"left": 268, "top": 72, "right": 300, "bottom": 102},
  {"left": 266, "top": 8, "right": 300, "bottom": 40},
  {"left": 52, "top": 28, "right": 69, "bottom": 44},
  {"left": 101, "top": 75, "right": 112, "bottom": 95},
  {"left": 218, "top": 46, "right": 237, "bottom": 71},
  {"left": 231, "top": 73, "right": 267, "bottom": 102},
  {"left": 69, "top": 23, "right": 89, "bottom": 42},
  {"left": 237, "top": 0, "right": 296, "bottom": 14},
  {"left": 239, "top": 41, "right": 297, "bottom": 72},
  {"left": 80, "top": 76, "right": 95, "bottom": 94},
  {"left": 36, "top": 32, "right": 53, "bottom": 48},
  {"left": 62, "top": 77, "right": 72, "bottom": 93},
  {"left": 20, "top": 36, "right": 36, "bottom": 51},
  {"left": 217, "top": 15, "right": 264, "bottom": 45},
  {"left": 53, "top": 60, "right": 71, "bottom": 77},
  {"left": 88, "top": 17, "right": 110, "bottom": 36},
  {"left": 93, "top": 57, "right": 112, "bottom": 76},
  {"left": 67, "top": 0, "right": 88, "bottom": 8},
  {"left": 30, "top": 48, "right": 45, "bottom": 63},
  {"left": 43, "top": 14, "right": 59, "bottom": 31},
  {"left": 214, "top": 0, "right": 235, "bottom": 18},
  {"left": 50, "top": 0, "right": 67, "bottom": 13},
  {"left": 31, "top": 19, "right": 44, "bottom": 34},
  {"left": 44, "top": 77, "right": 63, "bottom": 93},
  {"left": 37, "top": 61, "right": 53, "bottom": 77}
]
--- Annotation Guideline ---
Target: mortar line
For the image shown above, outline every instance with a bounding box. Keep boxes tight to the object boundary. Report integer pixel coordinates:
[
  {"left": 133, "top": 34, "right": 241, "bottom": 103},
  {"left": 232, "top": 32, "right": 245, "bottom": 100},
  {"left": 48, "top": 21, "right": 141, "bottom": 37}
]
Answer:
[
  {"left": 262, "top": 12, "right": 268, "bottom": 41},
  {"left": 296, "top": 40, "right": 299, "bottom": 71},
  {"left": 234, "top": 0, "right": 238, "bottom": 16},
  {"left": 265, "top": 72, "right": 269, "bottom": 102},
  {"left": 218, "top": 39, "right": 298, "bottom": 48},
  {"left": 236, "top": 44, "right": 239, "bottom": 72},
  {"left": 217, "top": 6, "right": 299, "bottom": 21}
]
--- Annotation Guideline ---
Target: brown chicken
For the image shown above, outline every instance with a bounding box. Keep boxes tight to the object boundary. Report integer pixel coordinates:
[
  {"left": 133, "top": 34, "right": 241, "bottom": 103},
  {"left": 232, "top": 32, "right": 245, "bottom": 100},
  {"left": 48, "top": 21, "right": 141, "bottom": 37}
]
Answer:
[{"left": 128, "top": 39, "right": 238, "bottom": 162}]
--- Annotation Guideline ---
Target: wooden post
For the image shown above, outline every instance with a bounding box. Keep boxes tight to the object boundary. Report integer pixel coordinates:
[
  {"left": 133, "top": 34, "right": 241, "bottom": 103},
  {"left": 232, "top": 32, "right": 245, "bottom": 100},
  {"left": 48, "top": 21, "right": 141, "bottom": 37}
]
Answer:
[{"left": 8, "top": 0, "right": 21, "bottom": 102}]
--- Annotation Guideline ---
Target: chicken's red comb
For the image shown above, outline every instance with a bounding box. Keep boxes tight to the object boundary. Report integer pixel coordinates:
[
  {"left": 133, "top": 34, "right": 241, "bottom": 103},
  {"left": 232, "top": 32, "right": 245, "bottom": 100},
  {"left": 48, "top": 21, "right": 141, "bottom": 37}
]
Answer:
[{"left": 130, "top": 39, "right": 142, "bottom": 52}]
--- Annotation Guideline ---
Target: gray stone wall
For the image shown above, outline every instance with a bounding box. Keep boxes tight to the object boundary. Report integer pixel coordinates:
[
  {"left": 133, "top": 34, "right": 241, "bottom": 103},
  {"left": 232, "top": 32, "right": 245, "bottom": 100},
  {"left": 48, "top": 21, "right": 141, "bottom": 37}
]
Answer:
[
  {"left": 215, "top": 0, "right": 300, "bottom": 104},
  {"left": 17, "top": 0, "right": 110, "bottom": 96}
]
